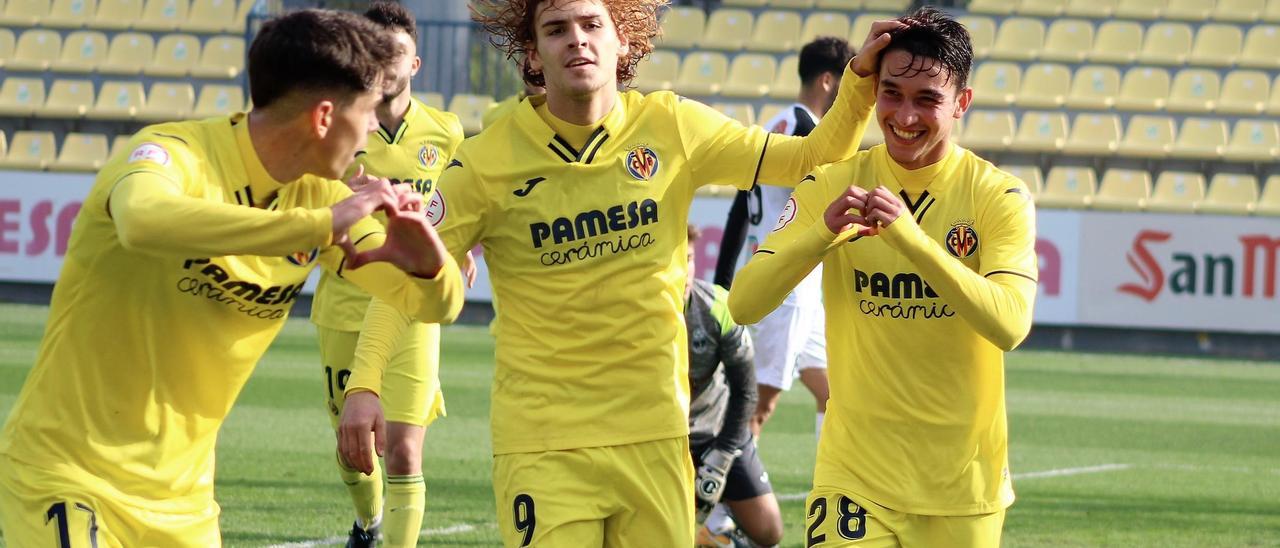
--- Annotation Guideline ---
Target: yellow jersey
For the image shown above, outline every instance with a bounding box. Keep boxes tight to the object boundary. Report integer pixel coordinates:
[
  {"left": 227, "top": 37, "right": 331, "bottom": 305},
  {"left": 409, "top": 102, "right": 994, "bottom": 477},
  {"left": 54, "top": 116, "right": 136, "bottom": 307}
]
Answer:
[
  {"left": 312, "top": 98, "right": 464, "bottom": 331},
  {"left": 482, "top": 92, "right": 531, "bottom": 129},
  {"left": 0, "top": 114, "right": 462, "bottom": 512},
  {"left": 733, "top": 144, "right": 1037, "bottom": 515}
]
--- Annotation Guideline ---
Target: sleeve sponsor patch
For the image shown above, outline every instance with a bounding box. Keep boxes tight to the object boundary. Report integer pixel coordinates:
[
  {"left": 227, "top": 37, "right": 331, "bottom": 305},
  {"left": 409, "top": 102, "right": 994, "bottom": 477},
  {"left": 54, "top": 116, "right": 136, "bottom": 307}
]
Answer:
[
  {"left": 425, "top": 190, "right": 446, "bottom": 227},
  {"left": 772, "top": 196, "right": 797, "bottom": 232},
  {"left": 128, "top": 142, "right": 170, "bottom": 166}
]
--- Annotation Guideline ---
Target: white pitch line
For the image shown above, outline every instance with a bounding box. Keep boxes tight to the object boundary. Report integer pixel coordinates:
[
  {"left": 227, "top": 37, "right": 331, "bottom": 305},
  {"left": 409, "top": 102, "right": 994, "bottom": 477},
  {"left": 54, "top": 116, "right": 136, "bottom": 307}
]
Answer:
[
  {"left": 776, "top": 463, "right": 1132, "bottom": 501},
  {"left": 266, "top": 522, "right": 478, "bottom": 548}
]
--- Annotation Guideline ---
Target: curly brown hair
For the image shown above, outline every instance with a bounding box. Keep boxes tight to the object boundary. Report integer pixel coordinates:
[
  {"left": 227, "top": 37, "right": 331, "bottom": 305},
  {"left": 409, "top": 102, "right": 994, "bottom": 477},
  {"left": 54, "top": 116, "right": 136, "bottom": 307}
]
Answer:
[{"left": 472, "top": 0, "right": 667, "bottom": 88}]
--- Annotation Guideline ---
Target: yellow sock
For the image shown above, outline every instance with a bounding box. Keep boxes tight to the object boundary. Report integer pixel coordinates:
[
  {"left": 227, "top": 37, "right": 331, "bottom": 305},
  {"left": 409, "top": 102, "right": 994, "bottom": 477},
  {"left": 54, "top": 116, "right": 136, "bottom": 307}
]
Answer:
[
  {"left": 383, "top": 474, "right": 426, "bottom": 547},
  {"left": 336, "top": 450, "right": 383, "bottom": 528}
]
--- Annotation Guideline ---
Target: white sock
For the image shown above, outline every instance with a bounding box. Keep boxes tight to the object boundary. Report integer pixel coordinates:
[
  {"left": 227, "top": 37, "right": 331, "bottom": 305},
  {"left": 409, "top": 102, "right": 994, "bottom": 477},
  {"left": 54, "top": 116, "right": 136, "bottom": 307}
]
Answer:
[
  {"left": 360, "top": 514, "right": 382, "bottom": 530},
  {"left": 815, "top": 412, "right": 825, "bottom": 442},
  {"left": 705, "top": 503, "right": 734, "bottom": 534}
]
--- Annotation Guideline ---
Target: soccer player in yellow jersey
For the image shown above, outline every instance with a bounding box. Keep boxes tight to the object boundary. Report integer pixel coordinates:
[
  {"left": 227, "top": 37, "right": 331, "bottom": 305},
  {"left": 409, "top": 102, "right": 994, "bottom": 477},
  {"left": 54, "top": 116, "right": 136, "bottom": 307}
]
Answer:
[
  {"left": 340, "top": 1, "right": 905, "bottom": 545},
  {"left": 0, "top": 10, "right": 463, "bottom": 547},
  {"left": 307, "top": 3, "right": 466, "bottom": 546},
  {"left": 729, "top": 8, "right": 1037, "bottom": 547}
]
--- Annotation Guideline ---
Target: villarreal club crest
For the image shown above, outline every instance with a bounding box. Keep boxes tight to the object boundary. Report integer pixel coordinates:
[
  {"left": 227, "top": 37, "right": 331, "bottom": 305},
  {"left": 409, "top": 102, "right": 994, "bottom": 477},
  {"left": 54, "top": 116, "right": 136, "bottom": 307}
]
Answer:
[
  {"left": 419, "top": 144, "right": 439, "bottom": 170},
  {"left": 286, "top": 248, "right": 319, "bottom": 267},
  {"left": 945, "top": 222, "right": 979, "bottom": 258},
  {"left": 625, "top": 146, "right": 660, "bottom": 181}
]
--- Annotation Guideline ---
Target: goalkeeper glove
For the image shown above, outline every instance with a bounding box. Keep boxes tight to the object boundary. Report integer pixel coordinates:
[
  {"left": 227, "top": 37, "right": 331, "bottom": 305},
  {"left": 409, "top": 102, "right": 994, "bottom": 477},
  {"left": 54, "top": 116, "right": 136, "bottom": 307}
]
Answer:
[{"left": 695, "top": 446, "right": 740, "bottom": 522}]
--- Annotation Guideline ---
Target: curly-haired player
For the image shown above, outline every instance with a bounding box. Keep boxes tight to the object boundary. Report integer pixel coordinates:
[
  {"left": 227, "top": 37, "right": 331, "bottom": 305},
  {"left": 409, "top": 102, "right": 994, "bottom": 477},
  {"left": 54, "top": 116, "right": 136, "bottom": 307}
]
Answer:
[{"left": 338, "top": 1, "right": 898, "bottom": 545}]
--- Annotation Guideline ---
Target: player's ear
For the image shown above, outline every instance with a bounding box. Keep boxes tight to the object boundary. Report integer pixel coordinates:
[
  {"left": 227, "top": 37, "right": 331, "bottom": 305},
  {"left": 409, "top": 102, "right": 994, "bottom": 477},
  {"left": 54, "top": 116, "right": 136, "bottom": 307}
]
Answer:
[
  {"left": 312, "top": 100, "right": 335, "bottom": 139},
  {"left": 411, "top": 55, "right": 422, "bottom": 76},
  {"left": 526, "top": 44, "right": 543, "bottom": 74},
  {"left": 954, "top": 86, "right": 973, "bottom": 118}
]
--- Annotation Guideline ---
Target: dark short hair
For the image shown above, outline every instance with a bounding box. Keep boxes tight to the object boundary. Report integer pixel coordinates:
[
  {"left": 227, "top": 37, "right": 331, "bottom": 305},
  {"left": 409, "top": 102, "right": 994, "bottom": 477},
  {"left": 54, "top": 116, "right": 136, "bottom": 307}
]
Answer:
[
  {"left": 798, "top": 36, "right": 854, "bottom": 86},
  {"left": 365, "top": 1, "right": 417, "bottom": 44},
  {"left": 248, "top": 9, "right": 398, "bottom": 108},
  {"left": 877, "top": 6, "right": 973, "bottom": 90}
]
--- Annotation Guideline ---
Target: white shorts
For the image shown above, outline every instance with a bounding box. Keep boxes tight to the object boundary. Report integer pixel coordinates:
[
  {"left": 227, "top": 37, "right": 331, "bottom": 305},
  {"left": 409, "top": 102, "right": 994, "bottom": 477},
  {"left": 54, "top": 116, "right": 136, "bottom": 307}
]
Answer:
[{"left": 751, "top": 269, "right": 826, "bottom": 391}]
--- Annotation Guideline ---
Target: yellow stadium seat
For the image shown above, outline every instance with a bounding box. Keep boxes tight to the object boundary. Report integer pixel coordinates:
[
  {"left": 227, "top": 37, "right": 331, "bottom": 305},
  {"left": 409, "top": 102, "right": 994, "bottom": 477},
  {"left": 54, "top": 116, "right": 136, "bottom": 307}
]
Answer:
[
  {"left": 767, "top": 55, "right": 799, "bottom": 100},
  {"left": 0, "top": 131, "right": 56, "bottom": 170},
  {"left": 750, "top": 11, "right": 802, "bottom": 53},
  {"left": 958, "top": 16, "right": 996, "bottom": 58},
  {"left": 1213, "top": 0, "right": 1265, "bottom": 22},
  {"left": 970, "top": 62, "right": 1021, "bottom": 107},
  {"left": 633, "top": 50, "right": 679, "bottom": 93},
  {"left": 767, "top": 0, "right": 815, "bottom": 7},
  {"left": 1115, "top": 0, "right": 1165, "bottom": 19},
  {"left": 721, "top": 54, "right": 776, "bottom": 99},
  {"left": 1008, "top": 111, "right": 1069, "bottom": 153},
  {"left": 1189, "top": 24, "right": 1242, "bottom": 67},
  {"left": 816, "top": 0, "right": 861, "bottom": 8},
  {"left": 447, "top": 93, "right": 493, "bottom": 136},
  {"left": 138, "top": 81, "right": 193, "bottom": 121},
  {"left": 1218, "top": 70, "right": 1269, "bottom": 115},
  {"left": 1147, "top": 171, "right": 1204, "bottom": 213},
  {"left": 109, "top": 134, "right": 132, "bottom": 159},
  {"left": 1092, "top": 169, "right": 1151, "bottom": 211},
  {"left": 1240, "top": 25, "right": 1280, "bottom": 69},
  {"left": 1015, "top": 63, "right": 1070, "bottom": 108},
  {"left": 52, "top": 132, "right": 108, "bottom": 172},
  {"left": 0, "top": 77, "right": 45, "bottom": 116},
  {"left": 38, "top": 79, "right": 94, "bottom": 118},
  {"left": 1258, "top": 176, "right": 1280, "bottom": 215},
  {"left": 720, "top": 0, "right": 766, "bottom": 6},
  {"left": 0, "top": 132, "right": 6, "bottom": 159},
  {"left": 1118, "top": 114, "right": 1176, "bottom": 158},
  {"left": 1040, "top": 18, "right": 1093, "bottom": 63},
  {"left": 862, "top": 0, "right": 909, "bottom": 9},
  {"left": 850, "top": 14, "right": 894, "bottom": 52},
  {"left": 135, "top": 0, "right": 188, "bottom": 31},
  {"left": 1139, "top": 22, "right": 1192, "bottom": 66},
  {"left": 0, "top": 29, "right": 13, "bottom": 69},
  {"left": 143, "top": 33, "right": 200, "bottom": 77},
  {"left": 1065, "top": 0, "right": 1118, "bottom": 17},
  {"left": 1019, "top": 0, "right": 1068, "bottom": 16},
  {"left": 1224, "top": 119, "right": 1279, "bottom": 162},
  {"left": 657, "top": 6, "right": 704, "bottom": 49},
  {"left": 712, "top": 102, "right": 755, "bottom": 126},
  {"left": 92, "top": 0, "right": 141, "bottom": 29},
  {"left": 1040, "top": 166, "right": 1097, "bottom": 208},
  {"left": 1063, "top": 113, "right": 1121, "bottom": 156},
  {"left": 52, "top": 31, "right": 108, "bottom": 74},
  {"left": 756, "top": 103, "right": 789, "bottom": 129},
  {"left": 44, "top": 0, "right": 96, "bottom": 27},
  {"left": 413, "top": 92, "right": 443, "bottom": 110},
  {"left": 224, "top": 0, "right": 255, "bottom": 33},
  {"left": 7, "top": 29, "right": 61, "bottom": 72},
  {"left": 183, "top": 0, "right": 236, "bottom": 33},
  {"left": 190, "top": 35, "right": 243, "bottom": 79},
  {"left": 1171, "top": 117, "right": 1229, "bottom": 160},
  {"left": 1267, "top": 0, "right": 1280, "bottom": 23},
  {"left": 89, "top": 80, "right": 144, "bottom": 120},
  {"left": 675, "top": 51, "right": 728, "bottom": 96},
  {"left": 968, "top": 0, "right": 1014, "bottom": 15},
  {"left": 193, "top": 83, "right": 242, "bottom": 118},
  {"left": 1166, "top": 69, "right": 1220, "bottom": 114},
  {"left": 1066, "top": 65, "right": 1120, "bottom": 109},
  {"left": 1200, "top": 174, "right": 1259, "bottom": 214},
  {"left": 1268, "top": 74, "right": 1280, "bottom": 115},
  {"left": 989, "top": 17, "right": 1044, "bottom": 61},
  {"left": 1090, "top": 21, "right": 1142, "bottom": 64},
  {"left": 1164, "top": 0, "right": 1214, "bottom": 20},
  {"left": 1115, "top": 67, "right": 1170, "bottom": 112},
  {"left": 98, "top": 32, "right": 153, "bottom": 75},
  {"left": 702, "top": 9, "right": 753, "bottom": 51},
  {"left": 1000, "top": 165, "right": 1044, "bottom": 196},
  {"left": 0, "top": 0, "right": 48, "bottom": 26},
  {"left": 801, "top": 12, "right": 850, "bottom": 45},
  {"left": 959, "top": 110, "right": 1016, "bottom": 151}
]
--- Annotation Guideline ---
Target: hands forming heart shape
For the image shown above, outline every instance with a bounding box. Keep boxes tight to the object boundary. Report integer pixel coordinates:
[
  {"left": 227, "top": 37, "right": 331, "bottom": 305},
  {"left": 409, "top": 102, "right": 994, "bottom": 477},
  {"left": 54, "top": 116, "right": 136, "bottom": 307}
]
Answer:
[{"left": 824, "top": 185, "right": 907, "bottom": 238}]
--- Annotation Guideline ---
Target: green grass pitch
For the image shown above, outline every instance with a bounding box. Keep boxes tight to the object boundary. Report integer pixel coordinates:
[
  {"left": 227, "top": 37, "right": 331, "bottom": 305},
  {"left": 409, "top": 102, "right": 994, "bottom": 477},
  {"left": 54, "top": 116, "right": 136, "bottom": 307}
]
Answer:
[{"left": 0, "top": 302, "right": 1278, "bottom": 547}]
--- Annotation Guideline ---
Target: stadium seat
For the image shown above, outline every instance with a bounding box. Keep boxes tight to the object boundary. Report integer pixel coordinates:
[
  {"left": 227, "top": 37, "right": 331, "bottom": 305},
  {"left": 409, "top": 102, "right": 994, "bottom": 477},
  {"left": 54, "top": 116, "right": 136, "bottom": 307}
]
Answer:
[
  {"left": 0, "top": 132, "right": 6, "bottom": 160},
  {"left": 1266, "top": 0, "right": 1280, "bottom": 23},
  {"left": 225, "top": 0, "right": 256, "bottom": 33},
  {"left": 1213, "top": 0, "right": 1264, "bottom": 21},
  {"left": 1138, "top": 23, "right": 1192, "bottom": 66},
  {"left": 712, "top": 102, "right": 755, "bottom": 126},
  {"left": 968, "top": 0, "right": 1014, "bottom": 15},
  {"left": 1000, "top": 164, "right": 1044, "bottom": 197},
  {"left": 1039, "top": 166, "right": 1097, "bottom": 208},
  {"left": 1040, "top": 18, "right": 1093, "bottom": 63},
  {"left": 89, "top": 80, "right": 145, "bottom": 120},
  {"left": 989, "top": 17, "right": 1044, "bottom": 61},
  {"left": 657, "top": 6, "right": 703, "bottom": 49},
  {"left": 0, "top": 29, "right": 13, "bottom": 70},
  {"left": 767, "top": 55, "right": 800, "bottom": 100},
  {"left": 1062, "top": 113, "right": 1121, "bottom": 156},
  {"left": 1200, "top": 173, "right": 1259, "bottom": 214},
  {"left": 193, "top": 84, "right": 241, "bottom": 117},
  {"left": 959, "top": 110, "right": 1015, "bottom": 151},
  {"left": 850, "top": 14, "right": 894, "bottom": 52},
  {"left": 1065, "top": 0, "right": 1118, "bottom": 17},
  {"left": 1115, "top": 67, "right": 1170, "bottom": 112},
  {"left": 1015, "top": 63, "right": 1070, "bottom": 108},
  {"left": 750, "top": 11, "right": 802, "bottom": 53},
  {"left": 1164, "top": 0, "right": 1214, "bottom": 20},
  {"left": 1008, "top": 111, "right": 1069, "bottom": 153},
  {"left": 1217, "top": 71, "right": 1268, "bottom": 115},
  {"left": 38, "top": 79, "right": 94, "bottom": 118},
  {"left": 1066, "top": 65, "right": 1120, "bottom": 109},
  {"left": 1171, "top": 117, "right": 1229, "bottom": 160},
  {"left": 862, "top": 0, "right": 909, "bottom": 9},
  {"left": 1146, "top": 171, "right": 1204, "bottom": 213},
  {"left": 633, "top": 50, "right": 678, "bottom": 93},
  {"left": 1268, "top": 74, "right": 1280, "bottom": 115},
  {"left": 1239, "top": 25, "right": 1280, "bottom": 69},
  {"left": 44, "top": 0, "right": 96, "bottom": 27},
  {"left": 701, "top": 9, "right": 752, "bottom": 51},
  {"left": 970, "top": 62, "right": 1021, "bottom": 107},
  {"left": 447, "top": 94, "right": 493, "bottom": 136},
  {"left": 1224, "top": 119, "right": 1279, "bottom": 162},
  {"left": 143, "top": 33, "right": 200, "bottom": 77},
  {"left": 815, "top": 0, "right": 861, "bottom": 9},
  {"left": 135, "top": 0, "right": 187, "bottom": 31},
  {"left": 138, "top": 81, "right": 193, "bottom": 121},
  {"left": 801, "top": 12, "right": 850, "bottom": 45},
  {"left": 721, "top": 54, "right": 776, "bottom": 99},
  {"left": 0, "top": 77, "right": 45, "bottom": 116},
  {"left": 766, "top": 0, "right": 815, "bottom": 7},
  {"left": 182, "top": 0, "right": 234, "bottom": 33},
  {"left": 1115, "top": 0, "right": 1165, "bottom": 19},
  {"left": 92, "top": 0, "right": 141, "bottom": 29},
  {"left": 0, "top": 0, "right": 48, "bottom": 26},
  {"left": 1166, "top": 69, "right": 1220, "bottom": 113},
  {"left": 958, "top": 16, "right": 995, "bottom": 58},
  {"left": 7, "top": 29, "right": 62, "bottom": 72},
  {"left": 98, "top": 32, "right": 153, "bottom": 75},
  {"left": 1089, "top": 21, "right": 1142, "bottom": 64},
  {"left": 190, "top": 35, "right": 243, "bottom": 79},
  {"left": 52, "top": 30, "right": 108, "bottom": 74},
  {"left": 1258, "top": 176, "right": 1280, "bottom": 215},
  {"left": 1019, "top": 0, "right": 1069, "bottom": 16},
  {"left": 109, "top": 134, "right": 132, "bottom": 159},
  {"left": 413, "top": 92, "right": 443, "bottom": 110},
  {"left": 755, "top": 103, "right": 788, "bottom": 128},
  {"left": 51, "top": 132, "right": 108, "bottom": 172},
  {"left": 1117, "top": 115, "right": 1176, "bottom": 158},
  {"left": 719, "top": 0, "right": 766, "bottom": 6},
  {"left": 1189, "top": 24, "right": 1243, "bottom": 67},
  {"left": 675, "top": 51, "right": 728, "bottom": 96},
  {"left": 0, "top": 131, "right": 55, "bottom": 170},
  {"left": 1092, "top": 169, "right": 1151, "bottom": 211}
]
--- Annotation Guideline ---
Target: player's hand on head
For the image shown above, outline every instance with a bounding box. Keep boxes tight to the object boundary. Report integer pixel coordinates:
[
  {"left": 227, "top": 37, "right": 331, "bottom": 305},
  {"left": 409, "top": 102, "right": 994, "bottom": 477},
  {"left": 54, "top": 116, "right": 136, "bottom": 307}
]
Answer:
[
  {"left": 864, "top": 185, "right": 906, "bottom": 228},
  {"left": 337, "top": 390, "right": 386, "bottom": 476},
  {"left": 342, "top": 209, "right": 450, "bottom": 278},
  {"left": 824, "top": 185, "right": 878, "bottom": 237},
  {"left": 851, "top": 20, "right": 909, "bottom": 77}
]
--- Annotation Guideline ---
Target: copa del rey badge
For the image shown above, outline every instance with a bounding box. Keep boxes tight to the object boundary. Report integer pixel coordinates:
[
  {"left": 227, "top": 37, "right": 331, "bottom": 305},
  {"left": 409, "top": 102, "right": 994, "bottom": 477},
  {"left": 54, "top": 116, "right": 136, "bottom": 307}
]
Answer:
[
  {"left": 773, "top": 197, "right": 797, "bottom": 232},
  {"left": 625, "top": 146, "right": 659, "bottom": 181}
]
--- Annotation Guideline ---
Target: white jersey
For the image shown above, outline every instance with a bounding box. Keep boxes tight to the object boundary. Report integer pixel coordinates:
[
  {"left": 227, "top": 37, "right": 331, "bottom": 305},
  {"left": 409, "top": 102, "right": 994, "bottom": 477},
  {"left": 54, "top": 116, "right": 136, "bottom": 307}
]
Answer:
[{"left": 753, "top": 104, "right": 822, "bottom": 306}]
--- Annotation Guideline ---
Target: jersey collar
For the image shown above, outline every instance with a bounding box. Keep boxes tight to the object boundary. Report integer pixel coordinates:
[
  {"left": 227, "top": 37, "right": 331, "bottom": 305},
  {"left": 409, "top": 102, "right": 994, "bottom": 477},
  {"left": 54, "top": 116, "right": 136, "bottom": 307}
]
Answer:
[
  {"left": 515, "top": 92, "right": 626, "bottom": 164},
  {"left": 231, "top": 113, "right": 287, "bottom": 208},
  {"left": 875, "top": 142, "right": 961, "bottom": 197},
  {"left": 376, "top": 97, "right": 421, "bottom": 145}
]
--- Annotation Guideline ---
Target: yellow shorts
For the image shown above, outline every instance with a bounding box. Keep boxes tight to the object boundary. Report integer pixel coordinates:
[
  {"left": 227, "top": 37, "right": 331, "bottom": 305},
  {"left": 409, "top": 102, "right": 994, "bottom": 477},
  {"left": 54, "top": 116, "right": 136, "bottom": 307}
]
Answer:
[
  {"left": 803, "top": 487, "right": 1005, "bottom": 548},
  {"left": 318, "top": 323, "right": 445, "bottom": 427},
  {"left": 492, "top": 437, "right": 695, "bottom": 548},
  {"left": 0, "top": 456, "right": 220, "bottom": 547}
]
